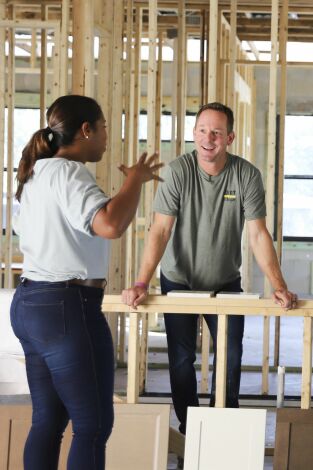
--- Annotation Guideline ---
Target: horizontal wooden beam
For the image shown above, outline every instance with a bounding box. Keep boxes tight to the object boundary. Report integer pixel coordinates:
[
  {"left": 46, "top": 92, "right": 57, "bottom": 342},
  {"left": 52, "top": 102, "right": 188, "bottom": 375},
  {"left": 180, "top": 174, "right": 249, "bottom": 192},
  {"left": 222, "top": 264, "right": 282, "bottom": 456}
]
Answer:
[{"left": 103, "top": 295, "right": 313, "bottom": 317}]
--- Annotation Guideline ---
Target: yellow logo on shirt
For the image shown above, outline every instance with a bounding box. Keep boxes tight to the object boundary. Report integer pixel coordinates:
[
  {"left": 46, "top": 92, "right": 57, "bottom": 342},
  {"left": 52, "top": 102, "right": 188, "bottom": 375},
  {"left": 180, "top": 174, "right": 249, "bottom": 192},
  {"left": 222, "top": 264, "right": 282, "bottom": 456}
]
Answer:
[{"left": 224, "top": 190, "right": 236, "bottom": 201}]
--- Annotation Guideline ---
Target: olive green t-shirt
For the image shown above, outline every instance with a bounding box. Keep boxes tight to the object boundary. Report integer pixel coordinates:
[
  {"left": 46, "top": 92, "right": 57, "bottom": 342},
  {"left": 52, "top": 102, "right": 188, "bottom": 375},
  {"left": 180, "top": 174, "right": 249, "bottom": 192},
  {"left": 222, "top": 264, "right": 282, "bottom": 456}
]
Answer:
[{"left": 153, "top": 150, "right": 266, "bottom": 290}]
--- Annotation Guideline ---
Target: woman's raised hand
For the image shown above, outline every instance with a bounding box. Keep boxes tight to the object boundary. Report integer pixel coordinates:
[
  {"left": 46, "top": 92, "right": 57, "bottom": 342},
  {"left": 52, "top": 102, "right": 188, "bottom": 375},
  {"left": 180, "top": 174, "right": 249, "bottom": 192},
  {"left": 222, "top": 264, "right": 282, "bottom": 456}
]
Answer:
[{"left": 118, "top": 152, "right": 164, "bottom": 183}]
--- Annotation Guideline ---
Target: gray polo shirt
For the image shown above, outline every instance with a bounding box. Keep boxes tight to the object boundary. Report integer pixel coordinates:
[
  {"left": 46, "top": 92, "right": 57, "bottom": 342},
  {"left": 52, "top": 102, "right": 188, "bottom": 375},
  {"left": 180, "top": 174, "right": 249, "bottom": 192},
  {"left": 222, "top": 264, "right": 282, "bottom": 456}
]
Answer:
[
  {"left": 153, "top": 150, "right": 266, "bottom": 290},
  {"left": 14, "top": 158, "right": 110, "bottom": 282}
]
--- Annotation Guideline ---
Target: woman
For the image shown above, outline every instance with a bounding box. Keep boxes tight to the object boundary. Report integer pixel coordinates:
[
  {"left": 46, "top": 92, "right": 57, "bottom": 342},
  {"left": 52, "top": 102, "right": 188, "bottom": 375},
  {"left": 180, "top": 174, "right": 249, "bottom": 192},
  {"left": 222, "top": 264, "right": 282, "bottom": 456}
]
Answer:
[{"left": 10, "top": 94, "right": 162, "bottom": 470}]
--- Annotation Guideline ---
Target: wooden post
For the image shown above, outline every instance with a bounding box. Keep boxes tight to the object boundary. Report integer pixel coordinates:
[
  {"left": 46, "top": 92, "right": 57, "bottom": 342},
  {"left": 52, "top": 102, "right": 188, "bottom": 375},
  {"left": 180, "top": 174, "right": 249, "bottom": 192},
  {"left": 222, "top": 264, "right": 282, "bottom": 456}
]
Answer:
[
  {"left": 96, "top": 0, "right": 113, "bottom": 192},
  {"left": 215, "top": 314, "right": 228, "bottom": 407},
  {"left": 30, "top": 29, "right": 37, "bottom": 68},
  {"left": 208, "top": 0, "right": 218, "bottom": 102},
  {"left": 40, "top": 3, "right": 47, "bottom": 129},
  {"left": 127, "top": 311, "right": 140, "bottom": 403},
  {"left": 4, "top": 5, "right": 15, "bottom": 289},
  {"left": 176, "top": 0, "right": 186, "bottom": 156},
  {"left": 274, "top": 0, "right": 289, "bottom": 368},
  {"left": 107, "top": 0, "right": 124, "bottom": 355},
  {"left": 0, "top": 0, "right": 5, "bottom": 288},
  {"left": 301, "top": 316, "right": 312, "bottom": 410},
  {"left": 200, "top": 319, "right": 211, "bottom": 393},
  {"left": 200, "top": 10, "right": 206, "bottom": 107},
  {"left": 59, "top": 0, "right": 69, "bottom": 95},
  {"left": 155, "top": 30, "right": 163, "bottom": 157},
  {"left": 139, "top": 0, "right": 158, "bottom": 395},
  {"left": 227, "top": 0, "right": 237, "bottom": 110},
  {"left": 72, "top": 0, "right": 94, "bottom": 96},
  {"left": 262, "top": 0, "right": 279, "bottom": 395}
]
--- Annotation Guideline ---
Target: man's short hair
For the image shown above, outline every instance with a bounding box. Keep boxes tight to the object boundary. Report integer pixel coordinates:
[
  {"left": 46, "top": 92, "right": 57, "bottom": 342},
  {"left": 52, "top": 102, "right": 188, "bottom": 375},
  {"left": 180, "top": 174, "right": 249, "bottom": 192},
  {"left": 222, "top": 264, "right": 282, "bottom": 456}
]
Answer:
[{"left": 195, "top": 102, "right": 234, "bottom": 133}]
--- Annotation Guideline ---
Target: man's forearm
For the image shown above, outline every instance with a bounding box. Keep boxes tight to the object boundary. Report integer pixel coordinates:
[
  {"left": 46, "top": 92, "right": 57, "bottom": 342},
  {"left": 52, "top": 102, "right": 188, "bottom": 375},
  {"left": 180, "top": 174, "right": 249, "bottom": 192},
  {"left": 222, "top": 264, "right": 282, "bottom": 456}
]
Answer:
[
  {"left": 136, "top": 225, "right": 171, "bottom": 285},
  {"left": 250, "top": 229, "right": 287, "bottom": 291}
]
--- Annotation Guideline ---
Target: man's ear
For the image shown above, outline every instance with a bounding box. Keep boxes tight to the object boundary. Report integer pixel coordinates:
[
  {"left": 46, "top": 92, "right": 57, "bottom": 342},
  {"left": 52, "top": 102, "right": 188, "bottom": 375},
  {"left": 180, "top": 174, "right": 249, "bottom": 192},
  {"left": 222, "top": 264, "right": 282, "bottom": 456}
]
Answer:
[{"left": 227, "top": 131, "right": 235, "bottom": 146}]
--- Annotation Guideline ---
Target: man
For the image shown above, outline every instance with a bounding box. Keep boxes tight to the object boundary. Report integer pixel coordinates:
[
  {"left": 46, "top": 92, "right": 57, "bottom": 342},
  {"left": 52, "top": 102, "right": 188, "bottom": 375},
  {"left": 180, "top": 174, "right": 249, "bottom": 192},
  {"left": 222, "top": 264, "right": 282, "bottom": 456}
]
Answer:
[{"left": 122, "top": 102, "right": 297, "bottom": 436}]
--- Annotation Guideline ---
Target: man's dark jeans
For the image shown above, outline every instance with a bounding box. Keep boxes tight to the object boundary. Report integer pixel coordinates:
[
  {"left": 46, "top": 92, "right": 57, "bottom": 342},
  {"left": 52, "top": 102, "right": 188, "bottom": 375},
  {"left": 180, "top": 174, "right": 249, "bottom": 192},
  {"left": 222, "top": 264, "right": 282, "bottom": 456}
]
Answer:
[
  {"left": 161, "top": 272, "right": 244, "bottom": 434},
  {"left": 10, "top": 279, "right": 114, "bottom": 470}
]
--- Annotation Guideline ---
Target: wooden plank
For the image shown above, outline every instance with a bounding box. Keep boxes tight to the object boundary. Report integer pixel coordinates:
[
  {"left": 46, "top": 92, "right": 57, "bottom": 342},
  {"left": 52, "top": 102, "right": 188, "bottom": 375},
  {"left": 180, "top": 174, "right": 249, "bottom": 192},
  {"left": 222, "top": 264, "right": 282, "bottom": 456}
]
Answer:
[
  {"left": 59, "top": 0, "right": 69, "bottom": 95},
  {"left": 227, "top": 0, "right": 237, "bottom": 109},
  {"left": 215, "top": 314, "right": 228, "bottom": 407},
  {"left": 95, "top": 0, "right": 112, "bottom": 192},
  {"left": 200, "top": 9, "right": 206, "bottom": 106},
  {"left": 127, "top": 312, "right": 140, "bottom": 403},
  {"left": 274, "top": 0, "right": 289, "bottom": 368},
  {"left": 208, "top": 0, "right": 218, "bottom": 102},
  {"left": 262, "top": 316, "right": 270, "bottom": 395},
  {"left": 4, "top": 5, "right": 15, "bottom": 289},
  {"left": 301, "top": 316, "right": 312, "bottom": 409},
  {"left": 72, "top": 0, "right": 94, "bottom": 96},
  {"left": 138, "top": 0, "right": 158, "bottom": 394},
  {"left": 155, "top": 30, "right": 163, "bottom": 157},
  {"left": 176, "top": 0, "right": 186, "bottom": 156},
  {"left": 39, "top": 3, "right": 47, "bottom": 128},
  {"left": 106, "top": 0, "right": 123, "bottom": 354},
  {"left": 0, "top": 0, "right": 5, "bottom": 288},
  {"left": 200, "top": 318, "right": 210, "bottom": 393},
  {"left": 102, "top": 295, "right": 313, "bottom": 315},
  {"left": 262, "top": 0, "right": 279, "bottom": 395}
]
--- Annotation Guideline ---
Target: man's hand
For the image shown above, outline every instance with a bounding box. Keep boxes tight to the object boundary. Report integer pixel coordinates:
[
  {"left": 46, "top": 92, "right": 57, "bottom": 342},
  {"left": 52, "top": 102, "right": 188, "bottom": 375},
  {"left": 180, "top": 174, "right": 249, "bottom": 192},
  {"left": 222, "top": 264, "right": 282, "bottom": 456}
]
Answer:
[
  {"left": 272, "top": 289, "right": 298, "bottom": 310},
  {"left": 121, "top": 286, "right": 148, "bottom": 309}
]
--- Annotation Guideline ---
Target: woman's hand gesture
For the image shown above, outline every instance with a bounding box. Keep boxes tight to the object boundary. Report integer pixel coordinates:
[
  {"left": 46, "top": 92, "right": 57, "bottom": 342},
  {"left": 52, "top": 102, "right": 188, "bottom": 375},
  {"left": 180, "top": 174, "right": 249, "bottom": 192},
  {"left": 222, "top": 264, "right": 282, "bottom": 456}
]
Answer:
[{"left": 118, "top": 152, "right": 164, "bottom": 183}]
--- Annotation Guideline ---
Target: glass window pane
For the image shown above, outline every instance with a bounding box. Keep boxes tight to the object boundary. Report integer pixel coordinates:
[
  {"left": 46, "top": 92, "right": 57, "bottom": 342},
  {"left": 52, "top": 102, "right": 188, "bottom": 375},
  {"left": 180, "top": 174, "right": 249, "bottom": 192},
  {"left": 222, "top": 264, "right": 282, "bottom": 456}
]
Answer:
[
  {"left": 283, "top": 179, "right": 313, "bottom": 237},
  {"left": 4, "top": 108, "right": 41, "bottom": 168},
  {"left": 285, "top": 116, "right": 313, "bottom": 176}
]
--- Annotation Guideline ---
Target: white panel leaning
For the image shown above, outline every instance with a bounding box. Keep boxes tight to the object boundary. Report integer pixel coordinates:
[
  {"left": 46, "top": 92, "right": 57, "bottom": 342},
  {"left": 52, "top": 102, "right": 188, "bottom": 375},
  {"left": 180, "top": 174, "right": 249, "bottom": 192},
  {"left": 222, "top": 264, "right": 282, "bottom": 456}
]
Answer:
[{"left": 184, "top": 407, "right": 266, "bottom": 470}]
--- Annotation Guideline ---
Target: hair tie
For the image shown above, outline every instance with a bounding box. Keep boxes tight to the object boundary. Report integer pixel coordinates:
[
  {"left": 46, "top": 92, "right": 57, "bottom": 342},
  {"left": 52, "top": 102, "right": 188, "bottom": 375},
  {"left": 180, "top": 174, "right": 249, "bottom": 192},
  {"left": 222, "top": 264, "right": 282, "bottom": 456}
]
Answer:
[{"left": 46, "top": 126, "right": 54, "bottom": 142}]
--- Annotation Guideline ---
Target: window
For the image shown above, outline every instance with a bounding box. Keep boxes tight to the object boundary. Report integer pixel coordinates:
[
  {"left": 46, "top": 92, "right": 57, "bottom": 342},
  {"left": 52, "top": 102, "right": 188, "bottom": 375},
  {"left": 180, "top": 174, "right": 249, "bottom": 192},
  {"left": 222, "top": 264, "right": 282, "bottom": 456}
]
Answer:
[
  {"left": 3, "top": 108, "right": 41, "bottom": 230},
  {"left": 276, "top": 115, "right": 313, "bottom": 240}
]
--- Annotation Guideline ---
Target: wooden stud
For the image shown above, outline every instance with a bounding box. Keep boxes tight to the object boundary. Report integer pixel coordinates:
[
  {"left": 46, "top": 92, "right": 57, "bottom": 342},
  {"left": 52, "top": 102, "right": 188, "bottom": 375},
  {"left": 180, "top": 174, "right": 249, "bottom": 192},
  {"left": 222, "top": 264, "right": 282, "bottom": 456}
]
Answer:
[
  {"left": 215, "top": 314, "right": 228, "bottom": 408},
  {"left": 301, "top": 316, "right": 312, "bottom": 410},
  {"left": 155, "top": 30, "right": 163, "bottom": 157},
  {"left": 200, "top": 318, "right": 211, "bottom": 393},
  {"left": 30, "top": 29, "right": 37, "bottom": 68},
  {"left": 176, "top": 0, "right": 186, "bottom": 156},
  {"left": 274, "top": 0, "right": 289, "bottom": 368},
  {"left": 59, "top": 0, "right": 69, "bottom": 95},
  {"left": 127, "top": 312, "right": 140, "bottom": 403},
  {"left": 208, "top": 0, "right": 218, "bottom": 102},
  {"left": 72, "top": 0, "right": 94, "bottom": 96},
  {"left": 4, "top": 5, "right": 15, "bottom": 289},
  {"left": 107, "top": 0, "right": 124, "bottom": 356},
  {"left": 138, "top": 0, "right": 158, "bottom": 394},
  {"left": 0, "top": 0, "right": 5, "bottom": 288},
  {"left": 39, "top": 3, "right": 47, "bottom": 128},
  {"left": 262, "top": 0, "right": 279, "bottom": 395},
  {"left": 227, "top": 0, "right": 237, "bottom": 109},
  {"left": 200, "top": 10, "right": 206, "bottom": 107},
  {"left": 96, "top": 0, "right": 113, "bottom": 192}
]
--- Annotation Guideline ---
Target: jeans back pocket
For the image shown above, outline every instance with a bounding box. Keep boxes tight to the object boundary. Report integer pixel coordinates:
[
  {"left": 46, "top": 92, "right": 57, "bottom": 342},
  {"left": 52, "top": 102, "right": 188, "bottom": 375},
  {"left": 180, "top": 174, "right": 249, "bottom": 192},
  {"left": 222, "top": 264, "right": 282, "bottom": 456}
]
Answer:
[{"left": 22, "top": 300, "right": 65, "bottom": 343}]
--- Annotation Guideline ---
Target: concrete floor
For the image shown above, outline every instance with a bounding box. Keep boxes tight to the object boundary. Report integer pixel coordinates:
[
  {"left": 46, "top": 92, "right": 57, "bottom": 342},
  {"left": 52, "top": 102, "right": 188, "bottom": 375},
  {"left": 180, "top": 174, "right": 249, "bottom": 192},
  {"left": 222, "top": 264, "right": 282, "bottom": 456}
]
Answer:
[{"left": 0, "top": 315, "right": 310, "bottom": 469}]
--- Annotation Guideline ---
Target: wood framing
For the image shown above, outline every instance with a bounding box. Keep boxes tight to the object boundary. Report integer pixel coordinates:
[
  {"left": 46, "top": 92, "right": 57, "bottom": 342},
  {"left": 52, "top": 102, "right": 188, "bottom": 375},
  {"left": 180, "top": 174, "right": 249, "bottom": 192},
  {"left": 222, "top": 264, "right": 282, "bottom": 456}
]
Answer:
[{"left": 103, "top": 295, "right": 313, "bottom": 407}]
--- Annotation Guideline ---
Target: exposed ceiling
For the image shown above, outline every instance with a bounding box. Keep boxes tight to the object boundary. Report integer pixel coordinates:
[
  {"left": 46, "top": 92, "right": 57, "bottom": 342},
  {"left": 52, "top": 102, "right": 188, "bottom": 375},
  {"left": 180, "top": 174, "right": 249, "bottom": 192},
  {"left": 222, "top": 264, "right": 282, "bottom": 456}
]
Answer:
[{"left": 4, "top": 1, "right": 313, "bottom": 43}]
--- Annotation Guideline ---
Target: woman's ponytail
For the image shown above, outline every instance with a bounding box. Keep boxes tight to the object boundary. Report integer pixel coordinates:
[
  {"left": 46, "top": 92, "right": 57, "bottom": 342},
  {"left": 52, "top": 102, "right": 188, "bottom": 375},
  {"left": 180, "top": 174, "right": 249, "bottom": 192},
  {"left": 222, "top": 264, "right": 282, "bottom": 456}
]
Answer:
[{"left": 15, "top": 127, "right": 58, "bottom": 202}]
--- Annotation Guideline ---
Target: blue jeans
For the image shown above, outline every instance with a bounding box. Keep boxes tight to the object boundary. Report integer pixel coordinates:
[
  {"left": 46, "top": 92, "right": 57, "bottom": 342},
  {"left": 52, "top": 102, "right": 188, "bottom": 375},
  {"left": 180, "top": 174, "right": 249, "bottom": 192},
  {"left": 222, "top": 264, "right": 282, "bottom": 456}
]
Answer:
[
  {"left": 161, "top": 273, "right": 244, "bottom": 434},
  {"left": 10, "top": 279, "right": 114, "bottom": 470}
]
